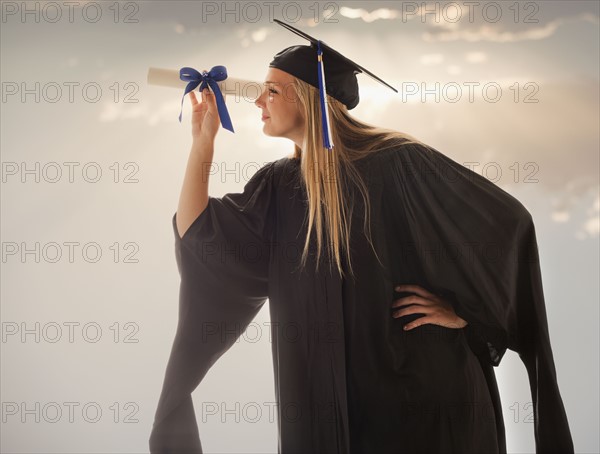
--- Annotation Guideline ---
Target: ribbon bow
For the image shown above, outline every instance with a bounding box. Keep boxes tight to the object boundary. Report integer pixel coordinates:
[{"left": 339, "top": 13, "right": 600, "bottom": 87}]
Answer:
[{"left": 178, "top": 66, "right": 234, "bottom": 133}]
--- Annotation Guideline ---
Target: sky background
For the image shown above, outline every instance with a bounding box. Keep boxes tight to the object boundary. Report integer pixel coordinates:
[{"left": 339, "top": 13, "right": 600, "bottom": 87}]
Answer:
[{"left": 1, "top": 1, "right": 599, "bottom": 452}]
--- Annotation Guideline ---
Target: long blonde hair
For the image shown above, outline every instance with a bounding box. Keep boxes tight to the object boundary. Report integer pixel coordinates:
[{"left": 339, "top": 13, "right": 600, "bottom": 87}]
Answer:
[{"left": 290, "top": 77, "right": 423, "bottom": 279}]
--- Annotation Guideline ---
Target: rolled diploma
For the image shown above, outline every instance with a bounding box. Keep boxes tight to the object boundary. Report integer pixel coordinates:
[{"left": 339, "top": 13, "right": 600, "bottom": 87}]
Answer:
[{"left": 147, "top": 67, "right": 262, "bottom": 98}]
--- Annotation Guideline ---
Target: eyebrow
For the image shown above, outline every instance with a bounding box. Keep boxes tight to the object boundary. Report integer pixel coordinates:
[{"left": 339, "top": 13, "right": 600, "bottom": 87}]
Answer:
[{"left": 264, "top": 80, "right": 281, "bottom": 85}]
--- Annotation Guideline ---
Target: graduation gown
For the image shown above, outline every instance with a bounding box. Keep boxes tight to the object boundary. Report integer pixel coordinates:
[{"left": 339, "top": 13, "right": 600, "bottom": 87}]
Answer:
[{"left": 149, "top": 141, "right": 574, "bottom": 453}]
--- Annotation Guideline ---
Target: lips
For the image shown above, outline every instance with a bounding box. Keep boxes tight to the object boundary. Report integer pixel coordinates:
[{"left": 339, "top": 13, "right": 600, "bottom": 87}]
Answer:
[{"left": 261, "top": 115, "right": 270, "bottom": 121}]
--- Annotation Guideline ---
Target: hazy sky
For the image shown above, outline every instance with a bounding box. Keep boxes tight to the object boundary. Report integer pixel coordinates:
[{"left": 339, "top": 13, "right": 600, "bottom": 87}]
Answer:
[{"left": 1, "top": 1, "right": 598, "bottom": 453}]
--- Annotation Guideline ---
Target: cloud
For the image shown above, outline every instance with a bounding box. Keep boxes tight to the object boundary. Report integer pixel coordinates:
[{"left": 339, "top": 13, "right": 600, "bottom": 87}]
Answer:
[
  {"left": 581, "top": 215, "right": 600, "bottom": 238},
  {"left": 446, "top": 65, "right": 461, "bottom": 75},
  {"left": 423, "top": 13, "right": 598, "bottom": 43},
  {"left": 548, "top": 179, "right": 599, "bottom": 239},
  {"left": 577, "top": 194, "right": 600, "bottom": 239},
  {"left": 423, "top": 22, "right": 559, "bottom": 43},
  {"left": 465, "top": 52, "right": 488, "bottom": 63},
  {"left": 338, "top": 6, "right": 598, "bottom": 43},
  {"left": 419, "top": 53, "right": 444, "bottom": 65},
  {"left": 339, "top": 7, "right": 399, "bottom": 23},
  {"left": 552, "top": 211, "right": 570, "bottom": 223},
  {"left": 99, "top": 100, "right": 179, "bottom": 126},
  {"left": 251, "top": 27, "right": 269, "bottom": 43},
  {"left": 237, "top": 26, "right": 272, "bottom": 48},
  {"left": 338, "top": 4, "right": 465, "bottom": 25},
  {"left": 340, "top": 5, "right": 600, "bottom": 43}
]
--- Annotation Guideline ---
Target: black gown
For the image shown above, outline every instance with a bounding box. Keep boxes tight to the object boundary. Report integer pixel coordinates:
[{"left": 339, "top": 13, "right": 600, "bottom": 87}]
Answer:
[{"left": 149, "top": 141, "right": 574, "bottom": 454}]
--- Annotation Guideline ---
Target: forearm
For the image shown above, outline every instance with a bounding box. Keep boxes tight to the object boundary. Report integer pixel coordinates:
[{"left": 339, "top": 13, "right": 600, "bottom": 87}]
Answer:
[{"left": 176, "top": 139, "right": 215, "bottom": 239}]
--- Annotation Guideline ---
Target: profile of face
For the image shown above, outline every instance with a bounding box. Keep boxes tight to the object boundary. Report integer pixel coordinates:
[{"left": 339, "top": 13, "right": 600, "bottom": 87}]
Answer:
[{"left": 254, "top": 67, "right": 305, "bottom": 148}]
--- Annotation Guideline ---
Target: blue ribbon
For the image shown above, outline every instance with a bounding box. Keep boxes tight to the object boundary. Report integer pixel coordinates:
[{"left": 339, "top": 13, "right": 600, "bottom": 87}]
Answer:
[
  {"left": 316, "top": 41, "right": 333, "bottom": 150},
  {"left": 178, "top": 66, "right": 234, "bottom": 133}
]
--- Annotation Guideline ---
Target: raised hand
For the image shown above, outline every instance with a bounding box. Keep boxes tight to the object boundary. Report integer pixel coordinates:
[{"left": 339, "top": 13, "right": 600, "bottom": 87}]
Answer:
[{"left": 188, "top": 73, "right": 221, "bottom": 143}]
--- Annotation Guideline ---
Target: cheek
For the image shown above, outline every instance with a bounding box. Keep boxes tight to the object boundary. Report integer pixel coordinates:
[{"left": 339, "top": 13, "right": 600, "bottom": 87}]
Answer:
[
  {"left": 264, "top": 96, "right": 274, "bottom": 114},
  {"left": 281, "top": 101, "right": 299, "bottom": 122},
  {"left": 291, "top": 106, "right": 304, "bottom": 127}
]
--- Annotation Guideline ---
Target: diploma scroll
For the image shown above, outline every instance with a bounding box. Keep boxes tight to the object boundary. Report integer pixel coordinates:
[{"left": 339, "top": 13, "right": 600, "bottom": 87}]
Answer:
[{"left": 147, "top": 67, "right": 263, "bottom": 99}]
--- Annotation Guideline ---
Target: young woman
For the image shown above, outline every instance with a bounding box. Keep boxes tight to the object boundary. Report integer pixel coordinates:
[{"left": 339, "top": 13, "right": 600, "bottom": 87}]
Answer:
[{"left": 150, "top": 24, "right": 574, "bottom": 454}]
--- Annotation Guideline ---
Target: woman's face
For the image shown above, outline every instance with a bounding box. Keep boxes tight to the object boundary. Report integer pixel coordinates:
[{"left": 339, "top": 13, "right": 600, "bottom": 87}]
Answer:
[{"left": 255, "top": 67, "right": 305, "bottom": 148}]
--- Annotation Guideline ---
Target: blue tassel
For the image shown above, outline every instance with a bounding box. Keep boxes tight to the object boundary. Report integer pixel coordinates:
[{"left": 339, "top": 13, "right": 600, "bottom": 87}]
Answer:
[{"left": 316, "top": 41, "right": 334, "bottom": 151}]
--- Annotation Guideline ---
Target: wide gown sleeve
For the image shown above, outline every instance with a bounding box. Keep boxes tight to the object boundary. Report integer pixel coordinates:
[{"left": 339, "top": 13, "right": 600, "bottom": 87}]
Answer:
[
  {"left": 149, "top": 161, "right": 276, "bottom": 454},
  {"left": 381, "top": 142, "right": 574, "bottom": 453}
]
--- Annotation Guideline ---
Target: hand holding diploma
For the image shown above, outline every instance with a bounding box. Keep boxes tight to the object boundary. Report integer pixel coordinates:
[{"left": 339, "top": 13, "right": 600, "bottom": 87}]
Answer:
[
  {"left": 189, "top": 83, "right": 220, "bottom": 143},
  {"left": 147, "top": 66, "right": 262, "bottom": 134}
]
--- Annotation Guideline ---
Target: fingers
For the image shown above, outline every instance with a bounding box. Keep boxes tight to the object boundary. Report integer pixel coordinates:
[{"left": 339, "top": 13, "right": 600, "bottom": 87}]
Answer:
[
  {"left": 392, "top": 304, "right": 431, "bottom": 318},
  {"left": 403, "top": 318, "right": 429, "bottom": 330},
  {"left": 391, "top": 294, "right": 425, "bottom": 308},
  {"left": 403, "top": 317, "right": 463, "bottom": 330},
  {"left": 391, "top": 285, "right": 463, "bottom": 330},
  {"left": 202, "top": 87, "right": 218, "bottom": 111},
  {"left": 189, "top": 87, "right": 216, "bottom": 107},
  {"left": 189, "top": 90, "right": 199, "bottom": 106},
  {"left": 393, "top": 311, "right": 431, "bottom": 331}
]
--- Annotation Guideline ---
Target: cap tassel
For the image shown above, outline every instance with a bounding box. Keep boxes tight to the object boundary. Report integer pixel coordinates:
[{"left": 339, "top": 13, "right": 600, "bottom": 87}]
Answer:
[{"left": 316, "top": 41, "right": 334, "bottom": 151}]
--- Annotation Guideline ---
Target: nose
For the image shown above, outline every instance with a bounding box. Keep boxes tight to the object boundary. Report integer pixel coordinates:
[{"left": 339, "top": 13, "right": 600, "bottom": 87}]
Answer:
[{"left": 255, "top": 86, "right": 267, "bottom": 108}]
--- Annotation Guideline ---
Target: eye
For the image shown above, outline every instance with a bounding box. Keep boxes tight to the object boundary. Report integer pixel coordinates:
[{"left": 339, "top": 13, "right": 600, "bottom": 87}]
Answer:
[{"left": 268, "top": 88, "right": 278, "bottom": 94}]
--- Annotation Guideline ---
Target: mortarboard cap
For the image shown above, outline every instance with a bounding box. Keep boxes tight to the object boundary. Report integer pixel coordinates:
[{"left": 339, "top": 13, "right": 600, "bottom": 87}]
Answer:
[{"left": 269, "top": 19, "right": 398, "bottom": 150}]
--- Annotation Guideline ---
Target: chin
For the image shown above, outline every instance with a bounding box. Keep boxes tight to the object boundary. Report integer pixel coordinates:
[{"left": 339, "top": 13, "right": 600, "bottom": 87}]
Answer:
[{"left": 262, "top": 126, "right": 279, "bottom": 138}]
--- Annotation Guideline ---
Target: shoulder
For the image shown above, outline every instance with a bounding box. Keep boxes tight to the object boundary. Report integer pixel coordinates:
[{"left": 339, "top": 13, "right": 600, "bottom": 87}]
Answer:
[
  {"left": 373, "top": 140, "right": 533, "bottom": 224},
  {"left": 243, "top": 157, "right": 300, "bottom": 194},
  {"left": 241, "top": 159, "right": 277, "bottom": 188},
  {"left": 272, "top": 156, "right": 300, "bottom": 180},
  {"left": 364, "top": 140, "right": 434, "bottom": 170}
]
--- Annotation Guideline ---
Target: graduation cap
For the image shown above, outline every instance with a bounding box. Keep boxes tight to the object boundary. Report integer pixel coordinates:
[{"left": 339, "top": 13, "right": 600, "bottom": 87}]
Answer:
[{"left": 270, "top": 19, "right": 398, "bottom": 150}]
